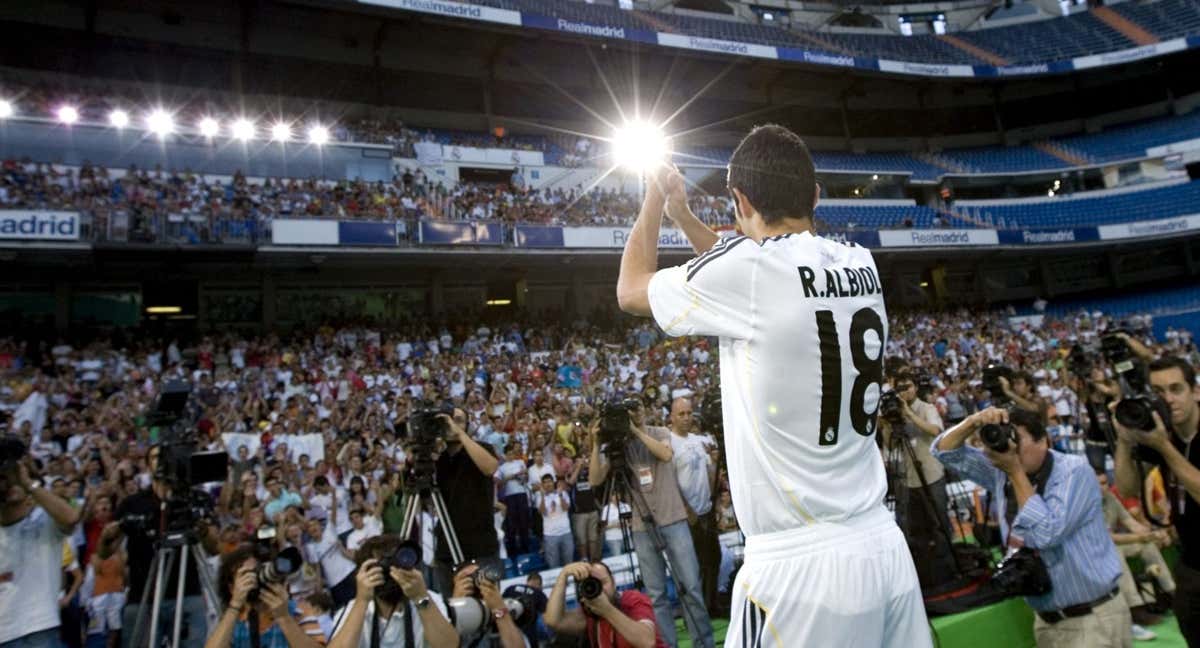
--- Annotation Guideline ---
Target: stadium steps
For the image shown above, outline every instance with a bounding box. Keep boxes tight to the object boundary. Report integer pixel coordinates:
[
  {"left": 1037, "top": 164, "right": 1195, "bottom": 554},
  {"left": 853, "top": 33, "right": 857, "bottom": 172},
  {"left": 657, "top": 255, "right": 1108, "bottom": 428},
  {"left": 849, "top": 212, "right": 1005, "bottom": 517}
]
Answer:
[
  {"left": 937, "top": 34, "right": 1009, "bottom": 66},
  {"left": 1091, "top": 6, "right": 1160, "bottom": 45},
  {"left": 915, "top": 151, "right": 971, "bottom": 175},
  {"left": 1033, "top": 140, "right": 1094, "bottom": 167}
]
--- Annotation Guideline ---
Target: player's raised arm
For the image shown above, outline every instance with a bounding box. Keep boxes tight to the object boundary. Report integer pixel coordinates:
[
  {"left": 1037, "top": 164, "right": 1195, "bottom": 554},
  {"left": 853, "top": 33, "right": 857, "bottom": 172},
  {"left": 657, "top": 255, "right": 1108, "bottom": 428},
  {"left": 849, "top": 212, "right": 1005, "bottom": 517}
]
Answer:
[
  {"left": 661, "top": 165, "right": 721, "bottom": 255},
  {"left": 616, "top": 168, "right": 669, "bottom": 316}
]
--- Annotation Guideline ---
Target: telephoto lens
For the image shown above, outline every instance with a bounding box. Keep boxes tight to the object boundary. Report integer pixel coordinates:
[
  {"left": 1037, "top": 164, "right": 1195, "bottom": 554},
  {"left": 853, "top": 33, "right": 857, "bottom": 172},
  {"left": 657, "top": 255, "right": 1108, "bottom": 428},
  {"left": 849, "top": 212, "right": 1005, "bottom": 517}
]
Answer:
[
  {"left": 1114, "top": 397, "right": 1156, "bottom": 431},
  {"left": 258, "top": 546, "right": 303, "bottom": 584},
  {"left": 380, "top": 543, "right": 421, "bottom": 572},
  {"left": 576, "top": 576, "right": 603, "bottom": 601}
]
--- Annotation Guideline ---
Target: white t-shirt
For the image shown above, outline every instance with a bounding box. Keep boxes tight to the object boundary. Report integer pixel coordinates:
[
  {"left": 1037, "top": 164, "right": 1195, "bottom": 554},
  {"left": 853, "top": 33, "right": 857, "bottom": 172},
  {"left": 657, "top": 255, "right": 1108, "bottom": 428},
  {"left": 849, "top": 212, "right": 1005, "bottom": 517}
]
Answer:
[
  {"left": 0, "top": 507, "right": 66, "bottom": 643},
  {"left": 648, "top": 232, "right": 889, "bottom": 537},
  {"left": 600, "top": 503, "right": 631, "bottom": 543},
  {"left": 534, "top": 491, "right": 572, "bottom": 537},
  {"left": 332, "top": 593, "right": 449, "bottom": 648},
  {"left": 670, "top": 432, "right": 714, "bottom": 515},
  {"left": 305, "top": 524, "right": 356, "bottom": 586},
  {"left": 496, "top": 460, "right": 528, "bottom": 498}
]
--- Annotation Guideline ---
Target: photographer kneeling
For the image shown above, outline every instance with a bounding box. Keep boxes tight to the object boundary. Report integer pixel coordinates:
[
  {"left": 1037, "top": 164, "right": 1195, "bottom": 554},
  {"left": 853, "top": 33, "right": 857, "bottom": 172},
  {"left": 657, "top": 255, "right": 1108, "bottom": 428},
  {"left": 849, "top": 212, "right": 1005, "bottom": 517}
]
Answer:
[
  {"left": 932, "top": 408, "right": 1131, "bottom": 648},
  {"left": 205, "top": 545, "right": 323, "bottom": 648},
  {"left": 1111, "top": 357, "right": 1200, "bottom": 643},
  {"left": 328, "top": 535, "right": 457, "bottom": 648},
  {"left": 545, "top": 561, "right": 666, "bottom": 648}
]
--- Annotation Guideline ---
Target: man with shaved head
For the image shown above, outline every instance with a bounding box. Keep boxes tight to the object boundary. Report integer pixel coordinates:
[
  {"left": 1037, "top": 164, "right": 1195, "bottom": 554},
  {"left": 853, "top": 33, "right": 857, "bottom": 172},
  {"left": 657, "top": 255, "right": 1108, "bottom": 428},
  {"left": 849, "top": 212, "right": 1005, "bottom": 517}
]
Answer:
[{"left": 669, "top": 397, "right": 722, "bottom": 616}]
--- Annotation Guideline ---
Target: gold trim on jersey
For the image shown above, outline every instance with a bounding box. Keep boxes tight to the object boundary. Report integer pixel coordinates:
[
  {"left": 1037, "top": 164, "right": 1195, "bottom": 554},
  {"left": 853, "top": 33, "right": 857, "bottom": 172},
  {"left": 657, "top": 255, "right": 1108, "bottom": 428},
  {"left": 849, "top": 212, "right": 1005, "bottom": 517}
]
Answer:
[{"left": 740, "top": 583, "right": 782, "bottom": 648}]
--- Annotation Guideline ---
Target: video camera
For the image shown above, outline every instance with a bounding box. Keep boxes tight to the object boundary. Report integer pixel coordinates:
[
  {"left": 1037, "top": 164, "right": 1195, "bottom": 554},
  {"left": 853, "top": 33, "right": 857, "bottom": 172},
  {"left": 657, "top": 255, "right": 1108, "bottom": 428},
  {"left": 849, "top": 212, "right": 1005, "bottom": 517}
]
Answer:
[
  {"left": 981, "top": 364, "right": 1014, "bottom": 404},
  {"left": 1102, "top": 330, "right": 1172, "bottom": 435},
  {"left": 404, "top": 401, "right": 456, "bottom": 490},
  {"left": 0, "top": 434, "right": 27, "bottom": 477},
  {"left": 878, "top": 391, "right": 906, "bottom": 426},
  {"left": 598, "top": 396, "right": 641, "bottom": 457}
]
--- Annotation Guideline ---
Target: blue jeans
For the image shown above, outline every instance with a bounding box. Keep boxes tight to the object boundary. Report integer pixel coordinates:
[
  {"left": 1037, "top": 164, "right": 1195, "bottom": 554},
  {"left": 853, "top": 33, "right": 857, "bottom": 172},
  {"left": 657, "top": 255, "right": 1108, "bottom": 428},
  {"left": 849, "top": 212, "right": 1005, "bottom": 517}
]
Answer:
[
  {"left": 633, "top": 520, "right": 715, "bottom": 648},
  {"left": 543, "top": 532, "right": 574, "bottom": 568},
  {"left": 120, "top": 595, "right": 207, "bottom": 648},
  {"left": 1, "top": 628, "right": 58, "bottom": 648}
]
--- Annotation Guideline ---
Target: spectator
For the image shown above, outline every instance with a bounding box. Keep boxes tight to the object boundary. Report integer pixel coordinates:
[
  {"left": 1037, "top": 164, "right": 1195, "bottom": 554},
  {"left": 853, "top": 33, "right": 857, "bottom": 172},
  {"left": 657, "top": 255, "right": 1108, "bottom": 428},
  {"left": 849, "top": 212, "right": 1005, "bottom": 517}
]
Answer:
[
  {"left": 534, "top": 475, "right": 573, "bottom": 568},
  {"left": 496, "top": 443, "right": 533, "bottom": 559},
  {"left": 566, "top": 445, "right": 602, "bottom": 562},
  {"left": 85, "top": 522, "right": 127, "bottom": 648}
]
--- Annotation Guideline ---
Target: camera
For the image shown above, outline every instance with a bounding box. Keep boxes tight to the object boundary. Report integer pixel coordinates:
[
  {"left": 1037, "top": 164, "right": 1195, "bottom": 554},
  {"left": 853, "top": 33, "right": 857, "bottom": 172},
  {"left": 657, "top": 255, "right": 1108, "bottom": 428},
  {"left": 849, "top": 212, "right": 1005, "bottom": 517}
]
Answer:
[
  {"left": 992, "top": 547, "right": 1052, "bottom": 597},
  {"left": 1066, "top": 344, "right": 1094, "bottom": 378},
  {"left": 979, "top": 420, "right": 1018, "bottom": 453},
  {"left": 878, "top": 391, "right": 906, "bottom": 425},
  {"left": 981, "top": 365, "right": 1013, "bottom": 403},
  {"left": 576, "top": 576, "right": 603, "bottom": 601},
  {"left": 379, "top": 541, "right": 422, "bottom": 573},
  {"left": 404, "top": 401, "right": 455, "bottom": 490},
  {"left": 598, "top": 396, "right": 641, "bottom": 453},
  {"left": 246, "top": 543, "right": 303, "bottom": 602},
  {"left": 0, "top": 435, "right": 27, "bottom": 475},
  {"left": 464, "top": 558, "right": 505, "bottom": 589},
  {"left": 1101, "top": 331, "right": 1172, "bottom": 433}
]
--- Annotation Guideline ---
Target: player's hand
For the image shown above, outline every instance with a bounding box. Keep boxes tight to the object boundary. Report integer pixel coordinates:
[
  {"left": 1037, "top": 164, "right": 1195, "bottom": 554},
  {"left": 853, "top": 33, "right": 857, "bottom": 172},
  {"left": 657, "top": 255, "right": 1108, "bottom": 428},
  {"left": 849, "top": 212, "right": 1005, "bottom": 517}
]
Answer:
[
  {"left": 390, "top": 567, "right": 429, "bottom": 601},
  {"left": 229, "top": 564, "right": 257, "bottom": 610},
  {"left": 654, "top": 164, "right": 686, "bottom": 207},
  {"left": 356, "top": 559, "right": 385, "bottom": 603}
]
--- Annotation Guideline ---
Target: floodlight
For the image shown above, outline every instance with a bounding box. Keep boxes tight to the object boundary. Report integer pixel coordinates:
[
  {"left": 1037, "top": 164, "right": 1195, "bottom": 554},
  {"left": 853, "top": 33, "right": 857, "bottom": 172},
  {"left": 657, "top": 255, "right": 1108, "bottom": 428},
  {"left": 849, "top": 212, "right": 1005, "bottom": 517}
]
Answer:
[
  {"left": 109, "top": 109, "right": 129, "bottom": 128},
  {"left": 307, "top": 124, "right": 330, "bottom": 145},
  {"left": 146, "top": 109, "right": 175, "bottom": 137},
  {"left": 612, "top": 120, "right": 668, "bottom": 172},
  {"left": 231, "top": 118, "right": 255, "bottom": 141},
  {"left": 57, "top": 106, "right": 79, "bottom": 125},
  {"left": 0, "top": 100, "right": 12, "bottom": 119},
  {"left": 270, "top": 122, "right": 292, "bottom": 142},
  {"left": 198, "top": 117, "right": 220, "bottom": 138}
]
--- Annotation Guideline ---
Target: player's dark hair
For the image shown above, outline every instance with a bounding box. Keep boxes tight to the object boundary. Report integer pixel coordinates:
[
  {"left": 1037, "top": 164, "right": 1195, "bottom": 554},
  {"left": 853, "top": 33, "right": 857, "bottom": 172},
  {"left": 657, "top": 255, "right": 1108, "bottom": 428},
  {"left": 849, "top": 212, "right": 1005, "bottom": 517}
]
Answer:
[
  {"left": 727, "top": 124, "right": 817, "bottom": 225},
  {"left": 1009, "top": 408, "right": 1047, "bottom": 443},
  {"left": 1149, "top": 356, "right": 1196, "bottom": 387}
]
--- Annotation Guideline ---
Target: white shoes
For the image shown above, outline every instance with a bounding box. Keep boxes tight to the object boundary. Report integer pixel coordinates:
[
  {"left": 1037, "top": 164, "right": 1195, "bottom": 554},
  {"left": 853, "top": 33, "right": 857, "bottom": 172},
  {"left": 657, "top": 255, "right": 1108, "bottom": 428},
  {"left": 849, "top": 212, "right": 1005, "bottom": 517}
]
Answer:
[{"left": 1132, "top": 623, "right": 1157, "bottom": 641}]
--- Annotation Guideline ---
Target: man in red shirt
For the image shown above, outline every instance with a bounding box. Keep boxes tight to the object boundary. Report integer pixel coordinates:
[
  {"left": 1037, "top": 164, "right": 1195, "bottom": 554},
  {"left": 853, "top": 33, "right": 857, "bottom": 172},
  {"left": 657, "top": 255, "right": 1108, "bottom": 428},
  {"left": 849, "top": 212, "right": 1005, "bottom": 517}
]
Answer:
[{"left": 544, "top": 561, "right": 667, "bottom": 648}]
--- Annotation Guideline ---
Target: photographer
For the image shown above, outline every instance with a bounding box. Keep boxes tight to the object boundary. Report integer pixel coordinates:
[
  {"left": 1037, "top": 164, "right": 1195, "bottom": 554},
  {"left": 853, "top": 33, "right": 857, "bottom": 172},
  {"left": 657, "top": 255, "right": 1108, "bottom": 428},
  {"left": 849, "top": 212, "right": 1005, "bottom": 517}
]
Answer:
[
  {"left": 1, "top": 453, "right": 81, "bottom": 648},
  {"left": 448, "top": 562, "right": 527, "bottom": 648},
  {"left": 204, "top": 545, "right": 323, "bottom": 648},
  {"left": 327, "top": 535, "right": 457, "bottom": 648},
  {"left": 1112, "top": 357, "right": 1200, "bottom": 643},
  {"left": 933, "top": 408, "right": 1130, "bottom": 647},
  {"left": 117, "top": 444, "right": 209, "bottom": 648},
  {"left": 431, "top": 410, "right": 499, "bottom": 596},
  {"left": 880, "top": 375, "right": 953, "bottom": 587},
  {"left": 544, "top": 561, "right": 665, "bottom": 648},
  {"left": 588, "top": 406, "right": 714, "bottom": 648}
]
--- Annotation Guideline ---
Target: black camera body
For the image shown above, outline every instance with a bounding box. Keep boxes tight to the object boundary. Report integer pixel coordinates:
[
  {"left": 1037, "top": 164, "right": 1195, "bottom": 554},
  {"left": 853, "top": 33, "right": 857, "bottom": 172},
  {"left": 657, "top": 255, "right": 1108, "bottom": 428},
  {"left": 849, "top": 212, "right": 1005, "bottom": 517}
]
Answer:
[
  {"left": 0, "top": 434, "right": 27, "bottom": 476},
  {"left": 992, "top": 547, "right": 1052, "bottom": 597},
  {"left": 248, "top": 543, "right": 303, "bottom": 602},
  {"left": 878, "top": 391, "right": 906, "bottom": 425},
  {"left": 405, "top": 401, "right": 455, "bottom": 490},
  {"left": 979, "top": 420, "right": 1018, "bottom": 453},
  {"left": 598, "top": 396, "right": 641, "bottom": 454},
  {"left": 1101, "top": 331, "right": 1172, "bottom": 434},
  {"left": 1066, "top": 344, "right": 1095, "bottom": 378},
  {"left": 981, "top": 364, "right": 1013, "bottom": 403}
]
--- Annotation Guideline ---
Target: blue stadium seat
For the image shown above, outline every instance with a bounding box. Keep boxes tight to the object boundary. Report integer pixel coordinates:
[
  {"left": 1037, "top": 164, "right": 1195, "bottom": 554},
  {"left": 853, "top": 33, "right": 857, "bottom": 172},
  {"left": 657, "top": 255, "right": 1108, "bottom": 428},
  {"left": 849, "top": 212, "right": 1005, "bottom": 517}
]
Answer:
[{"left": 954, "top": 180, "right": 1200, "bottom": 229}]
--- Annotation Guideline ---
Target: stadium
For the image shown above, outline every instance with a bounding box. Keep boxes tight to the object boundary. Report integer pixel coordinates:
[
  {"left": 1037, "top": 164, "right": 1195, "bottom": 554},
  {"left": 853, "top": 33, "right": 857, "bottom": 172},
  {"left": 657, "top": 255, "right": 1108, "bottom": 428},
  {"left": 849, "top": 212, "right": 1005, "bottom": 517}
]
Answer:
[{"left": 0, "top": 0, "right": 1199, "bottom": 646}]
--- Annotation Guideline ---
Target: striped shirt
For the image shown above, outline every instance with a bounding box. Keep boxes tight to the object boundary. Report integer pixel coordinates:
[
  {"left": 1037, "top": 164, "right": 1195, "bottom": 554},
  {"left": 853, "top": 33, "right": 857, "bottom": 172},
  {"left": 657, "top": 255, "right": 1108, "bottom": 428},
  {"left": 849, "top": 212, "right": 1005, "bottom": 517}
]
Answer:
[{"left": 931, "top": 437, "right": 1122, "bottom": 612}]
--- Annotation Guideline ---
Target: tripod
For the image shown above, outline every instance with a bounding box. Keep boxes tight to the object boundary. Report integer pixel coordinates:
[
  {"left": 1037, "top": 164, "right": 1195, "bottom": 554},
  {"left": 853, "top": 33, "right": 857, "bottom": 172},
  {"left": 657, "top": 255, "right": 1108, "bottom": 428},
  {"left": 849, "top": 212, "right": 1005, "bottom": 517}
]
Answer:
[
  {"left": 884, "top": 424, "right": 967, "bottom": 579},
  {"left": 396, "top": 477, "right": 464, "bottom": 568},
  {"left": 129, "top": 531, "right": 221, "bottom": 648},
  {"left": 596, "top": 448, "right": 706, "bottom": 645}
]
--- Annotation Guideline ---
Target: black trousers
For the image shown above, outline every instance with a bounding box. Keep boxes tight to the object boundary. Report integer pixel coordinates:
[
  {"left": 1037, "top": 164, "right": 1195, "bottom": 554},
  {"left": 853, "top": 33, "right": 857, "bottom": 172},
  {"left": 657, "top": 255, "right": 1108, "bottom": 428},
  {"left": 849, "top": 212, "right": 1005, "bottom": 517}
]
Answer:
[
  {"left": 689, "top": 510, "right": 723, "bottom": 616},
  {"left": 1174, "top": 560, "right": 1200, "bottom": 646}
]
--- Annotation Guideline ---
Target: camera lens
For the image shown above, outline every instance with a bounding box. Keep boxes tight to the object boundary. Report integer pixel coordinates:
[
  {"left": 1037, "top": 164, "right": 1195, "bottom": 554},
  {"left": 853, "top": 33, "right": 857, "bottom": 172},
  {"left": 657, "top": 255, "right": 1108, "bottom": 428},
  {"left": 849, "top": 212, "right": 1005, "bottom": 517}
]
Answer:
[
  {"left": 393, "top": 545, "right": 420, "bottom": 571},
  {"left": 259, "top": 546, "right": 303, "bottom": 584},
  {"left": 577, "top": 576, "right": 603, "bottom": 600},
  {"left": 978, "top": 423, "right": 1013, "bottom": 453},
  {"left": 1115, "top": 398, "right": 1155, "bottom": 431}
]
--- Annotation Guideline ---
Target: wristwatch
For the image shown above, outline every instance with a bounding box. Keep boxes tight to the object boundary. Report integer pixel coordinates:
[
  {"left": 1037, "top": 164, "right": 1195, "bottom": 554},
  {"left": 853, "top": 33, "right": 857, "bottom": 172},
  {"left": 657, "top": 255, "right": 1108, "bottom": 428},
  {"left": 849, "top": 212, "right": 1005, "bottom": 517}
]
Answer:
[
  {"left": 491, "top": 607, "right": 509, "bottom": 621},
  {"left": 414, "top": 595, "right": 433, "bottom": 611}
]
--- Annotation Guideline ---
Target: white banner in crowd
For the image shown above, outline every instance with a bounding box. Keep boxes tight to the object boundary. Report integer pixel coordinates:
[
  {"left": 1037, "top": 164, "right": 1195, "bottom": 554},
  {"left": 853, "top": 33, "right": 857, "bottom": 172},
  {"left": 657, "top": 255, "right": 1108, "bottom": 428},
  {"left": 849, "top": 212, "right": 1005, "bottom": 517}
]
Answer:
[
  {"left": 223, "top": 433, "right": 326, "bottom": 463},
  {"left": 414, "top": 141, "right": 444, "bottom": 166},
  {"left": 561, "top": 226, "right": 693, "bottom": 249},
  {"left": 1097, "top": 213, "right": 1200, "bottom": 241},
  {"left": 444, "top": 146, "right": 544, "bottom": 167},
  {"left": 877, "top": 229, "right": 1000, "bottom": 247},
  {"left": 0, "top": 210, "right": 81, "bottom": 241}
]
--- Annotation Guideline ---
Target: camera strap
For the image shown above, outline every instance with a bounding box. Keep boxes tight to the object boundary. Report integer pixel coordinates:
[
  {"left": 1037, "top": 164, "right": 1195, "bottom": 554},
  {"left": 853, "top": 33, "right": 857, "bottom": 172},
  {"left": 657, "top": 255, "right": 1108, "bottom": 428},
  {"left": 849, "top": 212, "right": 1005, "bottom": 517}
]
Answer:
[
  {"left": 247, "top": 609, "right": 262, "bottom": 648},
  {"left": 1003, "top": 452, "right": 1054, "bottom": 548},
  {"left": 369, "top": 600, "right": 413, "bottom": 648}
]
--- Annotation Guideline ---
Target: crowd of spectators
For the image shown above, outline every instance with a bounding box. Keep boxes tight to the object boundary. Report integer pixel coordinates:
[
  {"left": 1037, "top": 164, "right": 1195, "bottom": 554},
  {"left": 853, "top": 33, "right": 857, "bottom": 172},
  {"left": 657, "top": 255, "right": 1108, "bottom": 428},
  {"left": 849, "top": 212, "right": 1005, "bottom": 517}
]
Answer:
[{"left": 0, "top": 159, "right": 736, "bottom": 241}]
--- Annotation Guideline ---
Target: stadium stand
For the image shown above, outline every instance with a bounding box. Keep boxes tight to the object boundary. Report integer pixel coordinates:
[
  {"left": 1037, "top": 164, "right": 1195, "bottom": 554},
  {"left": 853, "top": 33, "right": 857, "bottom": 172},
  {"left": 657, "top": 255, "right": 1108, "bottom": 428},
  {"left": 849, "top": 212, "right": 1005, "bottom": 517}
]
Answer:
[
  {"left": 1055, "top": 109, "right": 1200, "bottom": 163},
  {"left": 951, "top": 178, "right": 1200, "bottom": 229},
  {"left": 937, "top": 145, "right": 1072, "bottom": 174},
  {"left": 1110, "top": 0, "right": 1200, "bottom": 41}
]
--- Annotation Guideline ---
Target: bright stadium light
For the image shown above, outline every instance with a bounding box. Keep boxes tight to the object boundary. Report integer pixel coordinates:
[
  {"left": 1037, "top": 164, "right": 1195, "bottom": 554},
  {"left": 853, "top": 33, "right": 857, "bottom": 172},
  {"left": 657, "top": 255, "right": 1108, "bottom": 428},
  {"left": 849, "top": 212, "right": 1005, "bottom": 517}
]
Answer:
[
  {"left": 198, "top": 117, "right": 220, "bottom": 138},
  {"left": 146, "top": 109, "right": 175, "bottom": 137},
  {"left": 270, "top": 122, "right": 292, "bottom": 142},
  {"left": 57, "top": 105, "right": 79, "bottom": 125},
  {"left": 612, "top": 120, "right": 668, "bottom": 172},
  {"left": 109, "top": 109, "right": 129, "bottom": 128},
  {"left": 231, "top": 118, "right": 255, "bottom": 141},
  {"left": 0, "top": 100, "right": 13, "bottom": 119},
  {"left": 307, "top": 124, "right": 330, "bottom": 145}
]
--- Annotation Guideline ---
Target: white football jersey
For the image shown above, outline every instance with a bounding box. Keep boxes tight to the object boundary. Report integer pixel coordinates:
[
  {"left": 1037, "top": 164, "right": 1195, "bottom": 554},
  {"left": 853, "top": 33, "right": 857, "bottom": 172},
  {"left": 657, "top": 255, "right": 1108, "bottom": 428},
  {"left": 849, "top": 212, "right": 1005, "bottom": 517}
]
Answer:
[{"left": 647, "top": 231, "right": 889, "bottom": 537}]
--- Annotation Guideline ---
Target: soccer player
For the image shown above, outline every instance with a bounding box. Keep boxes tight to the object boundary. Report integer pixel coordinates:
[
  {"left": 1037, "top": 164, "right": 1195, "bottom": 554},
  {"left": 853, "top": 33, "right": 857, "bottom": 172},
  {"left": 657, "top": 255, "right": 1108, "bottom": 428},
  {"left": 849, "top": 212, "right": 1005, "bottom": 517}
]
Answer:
[{"left": 616, "top": 124, "right": 930, "bottom": 647}]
